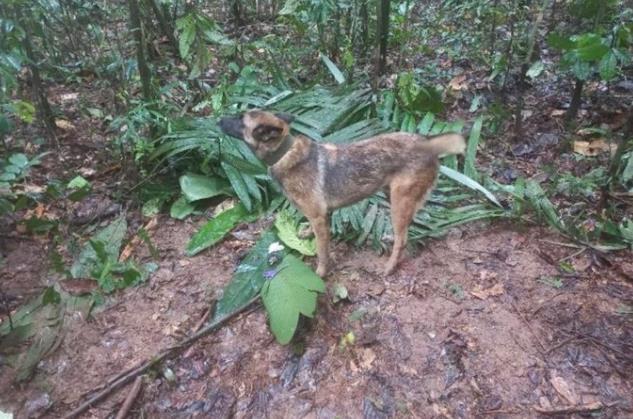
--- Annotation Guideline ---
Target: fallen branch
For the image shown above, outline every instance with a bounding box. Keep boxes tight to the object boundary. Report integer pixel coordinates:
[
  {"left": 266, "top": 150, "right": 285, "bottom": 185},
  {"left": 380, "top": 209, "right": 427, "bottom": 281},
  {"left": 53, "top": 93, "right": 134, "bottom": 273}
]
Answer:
[
  {"left": 114, "top": 376, "right": 143, "bottom": 419},
  {"left": 534, "top": 401, "right": 609, "bottom": 415},
  {"left": 63, "top": 296, "right": 260, "bottom": 419}
]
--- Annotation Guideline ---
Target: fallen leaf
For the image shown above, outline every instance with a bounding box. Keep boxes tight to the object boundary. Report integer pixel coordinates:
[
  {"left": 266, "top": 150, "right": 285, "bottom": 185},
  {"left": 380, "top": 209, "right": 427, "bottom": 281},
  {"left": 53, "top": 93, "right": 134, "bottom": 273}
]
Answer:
[
  {"left": 448, "top": 74, "right": 468, "bottom": 91},
  {"left": 54, "top": 119, "right": 75, "bottom": 131},
  {"left": 471, "top": 283, "right": 505, "bottom": 300},
  {"left": 550, "top": 375, "right": 578, "bottom": 405},
  {"left": 573, "top": 139, "right": 617, "bottom": 156},
  {"left": 59, "top": 93, "right": 79, "bottom": 102},
  {"left": 359, "top": 348, "right": 376, "bottom": 369},
  {"left": 550, "top": 109, "right": 566, "bottom": 117},
  {"left": 120, "top": 217, "right": 158, "bottom": 261},
  {"left": 59, "top": 279, "right": 99, "bottom": 295}
]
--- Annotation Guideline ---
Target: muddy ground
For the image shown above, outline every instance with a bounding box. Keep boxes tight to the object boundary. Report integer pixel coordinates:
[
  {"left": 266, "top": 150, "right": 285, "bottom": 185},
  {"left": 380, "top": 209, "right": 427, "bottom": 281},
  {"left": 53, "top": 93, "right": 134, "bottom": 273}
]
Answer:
[{"left": 1, "top": 212, "right": 632, "bottom": 418}]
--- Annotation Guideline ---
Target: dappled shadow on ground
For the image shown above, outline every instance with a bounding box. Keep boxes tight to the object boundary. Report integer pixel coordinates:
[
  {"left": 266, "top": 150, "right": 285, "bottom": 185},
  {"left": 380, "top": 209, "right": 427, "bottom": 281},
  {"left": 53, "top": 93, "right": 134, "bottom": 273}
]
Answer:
[{"left": 3, "top": 216, "right": 631, "bottom": 418}]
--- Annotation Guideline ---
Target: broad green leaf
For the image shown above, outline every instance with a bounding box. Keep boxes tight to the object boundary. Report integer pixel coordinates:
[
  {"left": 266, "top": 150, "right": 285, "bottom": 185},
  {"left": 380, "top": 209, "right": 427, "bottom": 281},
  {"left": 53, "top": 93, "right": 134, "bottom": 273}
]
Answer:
[
  {"left": 142, "top": 197, "right": 162, "bottom": 217},
  {"left": 8, "top": 153, "right": 28, "bottom": 168},
  {"left": 170, "top": 196, "right": 195, "bottom": 220},
  {"left": 547, "top": 33, "right": 574, "bottom": 50},
  {"left": 16, "top": 318, "right": 61, "bottom": 381},
  {"left": 12, "top": 100, "right": 35, "bottom": 124},
  {"left": 178, "top": 18, "right": 195, "bottom": 59},
  {"left": 440, "top": 166, "right": 501, "bottom": 207},
  {"left": 67, "top": 175, "right": 90, "bottom": 189},
  {"left": 599, "top": 51, "right": 618, "bottom": 81},
  {"left": 261, "top": 254, "right": 325, "bottom": 344},
  {"left": 622, "top": 153, "right": 633, "bottom": 183},
  {"left": 214, "top": 230, "right": 285, "bottom": 319},
  {"left": 274, "top": 210, "right": 316, "bottom": 256},
  {"left": 186, "top": 203, "right": 257, "bottom": 256},
  {"left": 0, "top": 114, "right": 11, "bottom": 135},
  {"left": 463, "top": 116, "right": 482, "bottom": 181},
  {"left": 70, "top": 216, "right": 127, "bottom": 278},
  {"left": 320, "top": 53, "right": 346, "bottom": 84},
  {"left": 526, "top": 61, "right": 544, "bottom": 79},
  {"left": 221, "top": 162, "right": 252, "bottom": 212},
  {"left": 179, "top": 174, "right": 230, "bottom": 202},
  {"left": 574, "top": 34, "right": 609, "bottom": 61}
]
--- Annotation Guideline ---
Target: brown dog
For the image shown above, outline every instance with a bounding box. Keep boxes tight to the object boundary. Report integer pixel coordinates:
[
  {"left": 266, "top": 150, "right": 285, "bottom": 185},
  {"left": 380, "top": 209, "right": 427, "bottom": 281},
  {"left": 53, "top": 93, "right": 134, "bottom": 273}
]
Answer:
[{"left": 219, "top": 110, "right": 465, "bottom": 276}]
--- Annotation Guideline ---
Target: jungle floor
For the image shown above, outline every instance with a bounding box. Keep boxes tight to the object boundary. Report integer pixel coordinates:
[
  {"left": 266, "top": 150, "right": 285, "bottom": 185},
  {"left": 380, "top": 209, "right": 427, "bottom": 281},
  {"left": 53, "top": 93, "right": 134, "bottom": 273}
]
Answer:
[{"left": 1, "top": 81, "right": 633, "bottom": 418}]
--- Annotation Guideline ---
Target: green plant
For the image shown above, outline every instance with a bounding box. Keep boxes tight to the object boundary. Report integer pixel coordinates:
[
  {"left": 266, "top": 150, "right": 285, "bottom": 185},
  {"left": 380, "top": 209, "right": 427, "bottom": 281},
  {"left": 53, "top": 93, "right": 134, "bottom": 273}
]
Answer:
[{"left": 0, "top": 152, "right": 43, "bottom": 214}]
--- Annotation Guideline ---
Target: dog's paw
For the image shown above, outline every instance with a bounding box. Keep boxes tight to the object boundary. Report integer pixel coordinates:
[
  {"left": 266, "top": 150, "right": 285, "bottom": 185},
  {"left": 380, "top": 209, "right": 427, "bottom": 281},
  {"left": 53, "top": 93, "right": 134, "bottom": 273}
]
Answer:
[
  {"left": 316, "top": 265, "right": 328, "bottom": 277},
  {"left": 298, "top": 225, "right": 314, "bottom": 239}
]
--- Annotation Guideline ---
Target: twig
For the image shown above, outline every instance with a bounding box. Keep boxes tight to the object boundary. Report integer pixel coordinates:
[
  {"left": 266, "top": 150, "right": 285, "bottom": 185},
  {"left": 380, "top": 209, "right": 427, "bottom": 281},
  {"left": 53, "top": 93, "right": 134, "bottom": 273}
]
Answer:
[
  {"left": 538, "top": 239, "right": 584, "bottom": 249},
  {"left": 511, "top": 301, "right": 547, "bottom": 354},
  {"left": 533, "top": 401, "right": 611, "bottom": 415},
  {"left": 114, "top": 376, "right": 143, "bottom": 419},
  {"left": 63, "top": 296, "right": 260, "bottom": 419},
  {"left": 558, "top": 247, "right": 587, "bottom": 263},
  {"left": 545, "top": 336, "right": 576, "bottom": 354},
  {"left": 193, "top": 307, "right": 211, "bottom": 333}
]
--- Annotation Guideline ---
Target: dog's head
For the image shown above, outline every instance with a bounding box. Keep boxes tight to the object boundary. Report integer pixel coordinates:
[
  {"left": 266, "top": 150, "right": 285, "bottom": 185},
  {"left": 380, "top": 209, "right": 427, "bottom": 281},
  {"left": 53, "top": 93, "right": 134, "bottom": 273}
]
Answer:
[{"left": 219, "top": 110, "right": 295, "bottom": 161}]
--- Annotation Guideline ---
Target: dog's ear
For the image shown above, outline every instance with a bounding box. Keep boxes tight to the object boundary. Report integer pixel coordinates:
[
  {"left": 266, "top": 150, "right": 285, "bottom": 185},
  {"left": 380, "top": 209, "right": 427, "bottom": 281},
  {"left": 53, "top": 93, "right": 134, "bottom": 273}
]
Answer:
[
  {"left": 275, "top": 113, "right": 295, "bottom": 124},
  {"left": 253, "top": 124, "right": 284, "bottom": 143}
]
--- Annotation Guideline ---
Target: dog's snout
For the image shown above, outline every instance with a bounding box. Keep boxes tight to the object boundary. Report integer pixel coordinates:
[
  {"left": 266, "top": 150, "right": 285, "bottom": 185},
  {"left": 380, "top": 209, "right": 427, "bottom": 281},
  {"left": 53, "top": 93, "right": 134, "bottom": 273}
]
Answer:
[{"left": 218, "top": 116, "right": 245, "bottom": 139}]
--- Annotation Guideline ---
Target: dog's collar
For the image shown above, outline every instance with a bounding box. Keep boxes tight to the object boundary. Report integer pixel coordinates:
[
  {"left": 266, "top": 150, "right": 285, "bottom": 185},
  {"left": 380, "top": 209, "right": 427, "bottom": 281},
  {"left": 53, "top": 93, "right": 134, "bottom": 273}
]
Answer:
[{"left": 263, "top": 135, "right": 294, "bottom": 166}]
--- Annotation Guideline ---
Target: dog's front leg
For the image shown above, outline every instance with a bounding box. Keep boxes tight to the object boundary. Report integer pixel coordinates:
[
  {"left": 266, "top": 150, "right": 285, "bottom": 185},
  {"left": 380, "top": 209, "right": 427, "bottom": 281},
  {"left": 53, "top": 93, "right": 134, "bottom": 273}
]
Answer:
[{"left": 308, "top": 215, "right": 330, "bottom": 277}]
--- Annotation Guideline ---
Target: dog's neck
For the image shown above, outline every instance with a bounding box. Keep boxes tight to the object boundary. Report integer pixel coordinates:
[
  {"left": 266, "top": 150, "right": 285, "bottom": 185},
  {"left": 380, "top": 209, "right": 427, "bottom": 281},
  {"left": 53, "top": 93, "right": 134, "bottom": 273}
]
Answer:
[{"left": 262, "top": 135, "right": 294, "bottom": 166}]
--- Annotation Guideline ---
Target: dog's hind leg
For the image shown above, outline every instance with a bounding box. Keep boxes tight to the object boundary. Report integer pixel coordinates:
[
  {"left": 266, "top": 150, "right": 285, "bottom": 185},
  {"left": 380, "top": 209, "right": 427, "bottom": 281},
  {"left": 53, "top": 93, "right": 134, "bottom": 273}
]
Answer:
[
  {"left": 307, "top": 214, "right": 330, "bottom": 277},
  {"left": 385, "top": 170, "right": 437, "bottom": 275}
]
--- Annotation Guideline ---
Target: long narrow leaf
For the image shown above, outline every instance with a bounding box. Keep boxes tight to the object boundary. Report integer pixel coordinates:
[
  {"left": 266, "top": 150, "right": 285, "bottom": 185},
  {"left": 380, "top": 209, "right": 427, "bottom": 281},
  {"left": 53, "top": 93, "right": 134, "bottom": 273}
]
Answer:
[
  {"left": 464, "top": 116, "right": 483, "bottom": 180},
  {"left": 439, "top": 166, "right": 502, "bottom": 207}
]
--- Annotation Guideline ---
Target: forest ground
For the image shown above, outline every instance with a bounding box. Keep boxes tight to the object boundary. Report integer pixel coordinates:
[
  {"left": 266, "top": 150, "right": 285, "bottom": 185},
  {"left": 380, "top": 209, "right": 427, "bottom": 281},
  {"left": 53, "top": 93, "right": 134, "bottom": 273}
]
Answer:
[{"left": 1, "top": 57, "right": 633, "bottom": 419}]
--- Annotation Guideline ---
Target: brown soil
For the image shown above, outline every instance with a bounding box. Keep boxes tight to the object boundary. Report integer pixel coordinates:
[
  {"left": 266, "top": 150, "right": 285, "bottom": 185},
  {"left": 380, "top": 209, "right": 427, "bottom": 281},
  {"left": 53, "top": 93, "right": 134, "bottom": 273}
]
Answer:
[{"left": 1, "top": 215, "right": 632, "bottom": 418}]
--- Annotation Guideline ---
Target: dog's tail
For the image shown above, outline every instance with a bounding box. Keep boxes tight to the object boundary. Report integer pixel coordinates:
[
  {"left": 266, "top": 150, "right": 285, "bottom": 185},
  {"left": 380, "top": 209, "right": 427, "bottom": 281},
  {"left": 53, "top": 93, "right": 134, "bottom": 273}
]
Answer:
[{"left": 419, "top": 133, "right": 466, "bottom": 156}]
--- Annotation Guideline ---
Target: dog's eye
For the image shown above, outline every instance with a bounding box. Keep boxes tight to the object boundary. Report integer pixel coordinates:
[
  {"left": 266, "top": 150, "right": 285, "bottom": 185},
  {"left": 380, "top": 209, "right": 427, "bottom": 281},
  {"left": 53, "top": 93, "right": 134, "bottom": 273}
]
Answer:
[{"left": 253, "top": 125, "right": 283, "bottom": 142}]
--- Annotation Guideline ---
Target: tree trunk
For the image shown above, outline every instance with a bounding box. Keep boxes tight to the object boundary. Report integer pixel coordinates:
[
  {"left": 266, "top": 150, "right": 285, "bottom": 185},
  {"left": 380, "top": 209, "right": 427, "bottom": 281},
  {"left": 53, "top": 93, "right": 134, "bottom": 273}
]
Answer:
[
  {"left": 375, "top": 0, "right": 390, "bottom": 78},
  {"left": 145, "top": 0, "right": 178, "bottom": 53},
  {"left": 231, "top": 0, "right": 244, "bottom": 26},
  {"left": 128, "top": 0, "right": 153, "bottom": 102},
  {"left": 360, "top": 0, "right": 368, "bottom": 52},
  {"left": 565, "top": 78, "right": 584, "bottom": 123},
  {"left": 513, "top": 0, "right": 548, "bottom": 139},
  {"left": 13, "top": 5, "right": 57, "bottom": 142}
]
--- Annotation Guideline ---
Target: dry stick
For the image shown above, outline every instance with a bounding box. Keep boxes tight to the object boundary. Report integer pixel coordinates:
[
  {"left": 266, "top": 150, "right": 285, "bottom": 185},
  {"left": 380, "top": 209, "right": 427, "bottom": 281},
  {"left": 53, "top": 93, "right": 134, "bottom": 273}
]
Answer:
[
  {"left": 511, "top": 301, "right": 547, "bottom": 354},
  {"left": 114, "top": 376, "right": 143, "bottom": 419},
  {"left": 63, "top": 297, "right": 260, "bottom": 419}
]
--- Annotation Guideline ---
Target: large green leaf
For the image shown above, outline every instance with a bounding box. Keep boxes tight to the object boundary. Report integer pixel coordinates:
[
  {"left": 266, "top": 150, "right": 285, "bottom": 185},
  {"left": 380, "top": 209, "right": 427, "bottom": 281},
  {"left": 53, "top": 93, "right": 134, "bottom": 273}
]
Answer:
[
  {"left": 170, "top": 196, "right": 195, "bottom": 220},
  {"left": 261, "top": 254, "right": 325, "bottom": 344},
  {"left": 221, "top": 162, "right": 253, "bottom": 211},
  {"left": 70, "top": 216, "right": 127, "bottom": 278},
  {"left": 599, "top": 51, "right": 618, "bottom": 81},
  {"left": 179, "top": 174, "right": 230, "bottom": 202},
  {"left": 214, "top": 230, "right": 286, "bottom": 319},
  {"left": 463, "top": 116, "right": 483, "bottom": 181},
  {"left": 186, "top": 203, "right": 257, "bottom": 256},
  {"left": 439, "top": 166, "right": 501, "bottom": 207},
  {"left": 274, "top": 210, "right": 316, "bottom": 256},
  {"left": 320, "top": 53, "right": 346, "bottom": 84}
]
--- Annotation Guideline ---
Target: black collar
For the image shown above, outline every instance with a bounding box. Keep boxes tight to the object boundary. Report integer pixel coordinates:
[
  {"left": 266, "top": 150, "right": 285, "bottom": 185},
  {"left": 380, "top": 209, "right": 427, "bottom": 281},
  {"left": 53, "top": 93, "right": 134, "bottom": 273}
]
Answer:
[{"left": 262, "top": 135, "right": 294, "bottom": 166}]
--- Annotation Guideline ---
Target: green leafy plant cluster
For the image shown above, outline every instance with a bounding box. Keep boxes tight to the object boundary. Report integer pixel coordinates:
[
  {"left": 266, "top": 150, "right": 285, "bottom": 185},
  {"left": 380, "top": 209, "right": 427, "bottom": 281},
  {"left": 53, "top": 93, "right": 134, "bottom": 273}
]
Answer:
[{"left": 0, "top": 152, "right": 43, "bottom": 214}]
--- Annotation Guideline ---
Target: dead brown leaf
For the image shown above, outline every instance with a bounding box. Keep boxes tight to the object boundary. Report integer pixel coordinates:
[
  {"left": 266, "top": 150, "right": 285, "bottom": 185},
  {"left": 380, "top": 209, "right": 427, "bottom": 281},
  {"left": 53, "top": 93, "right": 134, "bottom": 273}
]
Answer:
[
  {"left": 550, "top": 375, "right": 578, "bottom": 405},
  {"left": 55, "top": 119, "right": 76, "bottom": 131},
  {"left": 119, "top": 217, "right": 158, "bottom": 261},
  {"left": 59, "top": 279, "right": 99, "bottom": 295},
  {"left": 573, "top": 139, "right": 617, "bottom": 156},
  {"left": 471, "top": 283, "right": 505, "bottom": 300},
  {"left": 448, "top": 74, "right": 468, "bottom": 91}
]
